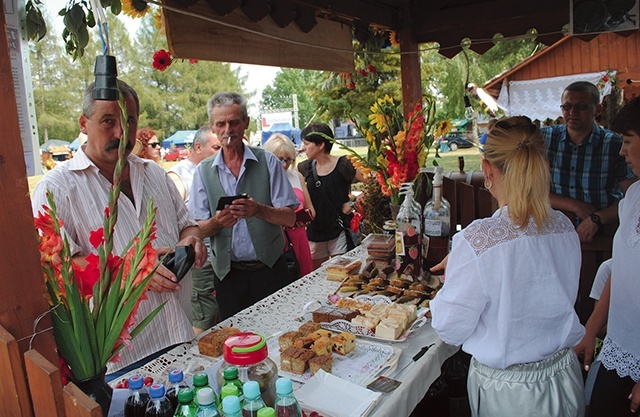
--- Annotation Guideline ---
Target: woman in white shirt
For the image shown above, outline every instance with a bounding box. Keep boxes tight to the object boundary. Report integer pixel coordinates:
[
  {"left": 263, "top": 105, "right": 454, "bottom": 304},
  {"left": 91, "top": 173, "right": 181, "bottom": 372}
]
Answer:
[
  {"left": 430, "top": 116, "right": 585, "bottom": 417},
  {"left": 575, "top": 96, "right": 640, "bottom": 416}
]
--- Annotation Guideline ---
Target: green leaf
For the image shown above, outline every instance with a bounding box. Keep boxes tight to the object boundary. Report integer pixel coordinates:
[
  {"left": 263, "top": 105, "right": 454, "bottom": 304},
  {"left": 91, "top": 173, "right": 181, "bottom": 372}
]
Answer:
[{"left": 111, "top": 0, "right": 122, "bottom": 16}]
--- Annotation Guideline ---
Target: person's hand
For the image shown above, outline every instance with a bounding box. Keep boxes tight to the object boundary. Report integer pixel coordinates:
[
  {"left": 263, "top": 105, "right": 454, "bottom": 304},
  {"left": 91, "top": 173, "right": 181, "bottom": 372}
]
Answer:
[
  {"left": 215, "top": 207, "right": 238, "bottom": 228},
  {"left": 576, "top": 217, "right": 599, "bottom": 243},
  {"left": 176, "top": 235, "right": 207, "bottom": 269},
  {"left": 430, "top": 255, "right": 448, "bottom": 275},
  {"left": 630, "top": 381, "right": 640, "bottom": 414},
  {"left": 229, "top": 196, "right": 259, "bottom": 220},
  {"left": 573, "top": 335, "right": 596, "bottom": 371},
  {"left": 148, "top": 246, "right": 181, "bottom": 293},
  {"left": 573, "top": 200, "right": 597, "bottom": 222}
]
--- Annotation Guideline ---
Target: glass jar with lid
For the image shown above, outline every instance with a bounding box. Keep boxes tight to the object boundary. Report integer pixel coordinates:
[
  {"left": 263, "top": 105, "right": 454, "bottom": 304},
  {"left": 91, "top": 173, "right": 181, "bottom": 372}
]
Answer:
[{"left": 217, "top": 332, "right": 278, "bottom": 407}]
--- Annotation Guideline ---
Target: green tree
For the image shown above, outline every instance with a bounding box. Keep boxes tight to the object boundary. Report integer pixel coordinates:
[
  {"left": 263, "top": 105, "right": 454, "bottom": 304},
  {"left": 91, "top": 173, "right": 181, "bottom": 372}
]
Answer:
[{"left": 260, "top": 69, "right": 323, "bottom": 127}]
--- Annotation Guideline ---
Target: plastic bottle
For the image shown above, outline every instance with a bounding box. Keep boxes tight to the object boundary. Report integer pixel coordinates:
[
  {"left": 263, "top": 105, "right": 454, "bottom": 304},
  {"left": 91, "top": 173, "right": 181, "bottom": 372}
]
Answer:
[
  {"left": 145, "top": 383, "right": 174, "bottom": 417},
  {"left": 256, "top": 408, "right": 276, "bottom": 417},
  {"left": 124, "top": 375, "right": 151, "bottom": 417},
  {"left": 222, "top": 395, "right": 242, "bottom": 417},
  {"left": 195, "top": 387, "right": 220, "bottom": 417},
  {"left": 222, "top": 367, "right": 244, "bottom": 402},
  {"left": 242, "top": 381, "right": 267, "bottom": 417},
  {"left": 274, "top": 378, "right": 302, "bottom": 417},
  {"left": 395, "top": 184, "right": 422, "bottom": 279},
  {"left": 422, "top": 167, "right": 451, "bottom": 271},
  {"left": 218, "top": 385, "right": 239, "bottom": 413},
  {"left": 192, "top": 372, "right": 219, "bottom": 409},
  {"left": 167, "top": 369, "right": 189, "bottom": 412},
  {"left": 174, "top": 388, "right": 197, "bottom": 417}
]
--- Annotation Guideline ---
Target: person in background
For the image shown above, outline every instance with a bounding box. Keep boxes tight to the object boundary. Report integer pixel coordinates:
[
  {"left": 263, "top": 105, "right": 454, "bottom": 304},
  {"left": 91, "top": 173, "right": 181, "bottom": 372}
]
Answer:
[
  {"left": 297, "top": 122, "right": 366, "bottom": 270},
  {"left": 136, "top": 127, "right": 162, "bottom": 163},
  {"left": 574, "top": 96, "right": 640, "bottom": 416},
  {"left": 431, "top": 116, "right": 585, "bottom": 417},
  {"left": 169, "top": 125, "right": 222, "bottom": 334},
  {"left": 188, "top": 92, "right": 299, "bottom": 320},
  {"left": 479, "top": 118, "right": 497, "bottom": 147},
  {"left": 264, "top": 133, "right": 315, "bottom": 277},
  {"left": 541, "top": 81, "right": 636, "bottom": 243},
  {"left": 31, "top": 80, "right": 207, "bottom": 378}
]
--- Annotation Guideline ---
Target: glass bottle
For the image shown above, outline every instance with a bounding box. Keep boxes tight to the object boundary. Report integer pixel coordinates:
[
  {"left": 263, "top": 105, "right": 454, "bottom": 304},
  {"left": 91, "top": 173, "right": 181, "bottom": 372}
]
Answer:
[
  {"left": 222, "top": 395, "right": 242, "bottom": 417},
  {"left": 274, "top": 378, "right": 302, "bottom": 417},
  {"left": 167, "top": 369, "right": 189, "bottom": 412},
  {"left": 174, "top": 388, "right": 197, "bottom": 417},
  {"left": 196, "top": 387, "right": 220, "bottom": 417},
  {"left": 124, "top": 375, "right": 150, "bottom": 417},
  {"left": 422, "top": 167, "right": 451, "bottom": 272},
  {"left": 242, "top": 381, "right": 267, "bottom": 417},
  {"left": 257, "top": 408, "right": 276, "bottom": 417},
  {"left": 395, "top": 185, "right": 422, "bottom": 279},
  {"left": 222, "top": 366, "right": 244, "bottom": 402},
  {"left": 145, "top": 383, "right": 174, "bottom": 417}
]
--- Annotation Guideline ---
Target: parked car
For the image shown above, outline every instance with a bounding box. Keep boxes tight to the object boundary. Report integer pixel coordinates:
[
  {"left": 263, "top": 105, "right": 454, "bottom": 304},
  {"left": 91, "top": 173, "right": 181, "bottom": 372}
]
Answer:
[
  {"left": 164, "top": 147, "right": 189, "bottom": 162},
  {"left": 439, "top": 131, "right": 475, "bottom": 151}
]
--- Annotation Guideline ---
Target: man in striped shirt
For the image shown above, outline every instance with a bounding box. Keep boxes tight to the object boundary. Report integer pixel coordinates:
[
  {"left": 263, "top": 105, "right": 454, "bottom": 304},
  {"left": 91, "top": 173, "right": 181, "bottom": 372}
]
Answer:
[{"left": 32, "top": 80, "right": 207, "bottom": 376}]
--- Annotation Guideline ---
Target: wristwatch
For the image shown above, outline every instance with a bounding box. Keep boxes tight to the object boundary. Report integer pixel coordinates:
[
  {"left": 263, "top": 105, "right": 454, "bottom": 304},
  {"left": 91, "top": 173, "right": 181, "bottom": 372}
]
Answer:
[{"left": 590, "top": 213, "right": 603, "bottom": 227}]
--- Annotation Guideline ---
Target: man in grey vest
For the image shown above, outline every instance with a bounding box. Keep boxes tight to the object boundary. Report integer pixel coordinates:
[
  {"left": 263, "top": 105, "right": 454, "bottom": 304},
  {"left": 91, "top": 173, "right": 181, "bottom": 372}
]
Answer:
[{"left": 188, "top": 92, "right": 299, "bottom": 320}]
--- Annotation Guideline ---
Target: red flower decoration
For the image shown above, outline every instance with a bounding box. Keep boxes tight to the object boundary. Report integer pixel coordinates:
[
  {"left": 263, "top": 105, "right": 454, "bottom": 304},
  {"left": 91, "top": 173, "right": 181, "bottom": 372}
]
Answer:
[
  {"left": 367, "top": 64, "right": 377, "bottom": 73},
  {"left": 152, "top": 49, "right": 173, "bottom": 71},
  {"left": 347, "top": 82, "right": 356, "bottom": 89},
  {"left": 189, "top": 59, "right": 199, "bottom": 64},
  {"left": 358, "top": 69, "right": 368, "bottom": 76}
]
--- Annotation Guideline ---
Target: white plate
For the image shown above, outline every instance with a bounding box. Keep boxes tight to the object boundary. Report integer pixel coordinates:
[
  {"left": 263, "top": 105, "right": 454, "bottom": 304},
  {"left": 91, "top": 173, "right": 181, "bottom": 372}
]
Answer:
[{"left": 267, "top": 337, "right": 398, "bottom": 386}]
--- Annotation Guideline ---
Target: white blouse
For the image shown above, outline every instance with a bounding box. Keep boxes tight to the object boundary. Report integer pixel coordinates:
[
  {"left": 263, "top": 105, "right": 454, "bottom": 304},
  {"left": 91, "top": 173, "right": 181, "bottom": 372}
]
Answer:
[
  {"left": 600, "top": 180, "right": 640, "bottom": 382},
  {"left": 431, "top": 207, "right": 585, "bottom": 369}
]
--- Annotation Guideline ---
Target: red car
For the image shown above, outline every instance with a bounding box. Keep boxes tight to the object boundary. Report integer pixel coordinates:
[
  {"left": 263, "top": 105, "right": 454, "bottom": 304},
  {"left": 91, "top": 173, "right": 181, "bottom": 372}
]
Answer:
[{"left": 164, "top": 147, "right": 189, "bottom": 162}]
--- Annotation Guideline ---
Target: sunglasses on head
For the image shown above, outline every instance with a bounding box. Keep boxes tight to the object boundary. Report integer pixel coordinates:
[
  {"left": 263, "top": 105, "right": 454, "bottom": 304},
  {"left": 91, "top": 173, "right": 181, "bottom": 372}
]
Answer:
[
  {"left": 560, "top": 103, "right": 595, "bottom": 112},
  {"left": 148, "top": 142, "right": 161, "bottom": 148}
]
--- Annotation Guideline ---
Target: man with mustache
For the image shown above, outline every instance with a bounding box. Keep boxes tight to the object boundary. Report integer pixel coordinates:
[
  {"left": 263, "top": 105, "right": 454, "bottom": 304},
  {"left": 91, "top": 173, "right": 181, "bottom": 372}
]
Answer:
[
  {"left": 188, "top": 92, "right": 299, "bottom": 320},
  {"left": 542, "top": 81, "right": 636, "bottom": 243},
  {"left": 32, "top": 80, "right": 207, "bottom": 378}
]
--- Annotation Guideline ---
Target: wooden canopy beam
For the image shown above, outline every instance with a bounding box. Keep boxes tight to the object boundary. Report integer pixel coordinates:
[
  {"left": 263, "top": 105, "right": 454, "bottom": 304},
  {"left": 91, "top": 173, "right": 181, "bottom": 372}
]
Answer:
[{"left": 398, "top": 2, "right": 421, "bottom": 117}]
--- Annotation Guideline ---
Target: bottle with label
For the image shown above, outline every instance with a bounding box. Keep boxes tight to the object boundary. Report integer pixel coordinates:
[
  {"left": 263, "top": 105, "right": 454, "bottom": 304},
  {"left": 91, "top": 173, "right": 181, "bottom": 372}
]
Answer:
[
  {"left": 274, "top": 378, "right": 302, "bottom": 417},
  {"left": 174, "top": 388, "right": 197, "bottom": 417},
  {"left": 124, "top": 375, "right": 150, "bottom": 417},
  {"left": 242, "top": 380, "right": 267, "bottom": 417},
  {"left": 395, "top": 185, "right": 422, "bottom": 279},
  {"left": 222, "top": 367, "right": 244, "bottom": 402},
  {"left": 196, "top": 388, "right": 220, "bottom": 417},
  {"left": 166, "top": 369, "right": 189, "bottom": 413},
  {"left": 222, "top": 395, "right": 242, "bottom": 417},
  {"left": 145, "top": 384, "right": 174, "bottom": 417},
  {"left": 422, "top": 167, "right": 451, "bottom": 272}
]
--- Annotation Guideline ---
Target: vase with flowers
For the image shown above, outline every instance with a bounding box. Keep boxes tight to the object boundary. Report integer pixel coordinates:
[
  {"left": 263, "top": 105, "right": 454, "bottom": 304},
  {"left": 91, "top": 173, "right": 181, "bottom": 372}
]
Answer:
[{"left": 33, "top": 88, "right": 164, "bottom": 415}]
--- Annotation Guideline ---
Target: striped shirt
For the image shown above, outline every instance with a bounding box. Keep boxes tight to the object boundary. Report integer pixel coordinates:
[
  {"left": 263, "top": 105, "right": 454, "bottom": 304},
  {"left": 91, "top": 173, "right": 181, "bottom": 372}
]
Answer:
[
  {"left": 32, "top": 147, "right": 196, "bottom": 373},
  {"left": 542, "top": 123, "right": 634, "bottom": 214}
]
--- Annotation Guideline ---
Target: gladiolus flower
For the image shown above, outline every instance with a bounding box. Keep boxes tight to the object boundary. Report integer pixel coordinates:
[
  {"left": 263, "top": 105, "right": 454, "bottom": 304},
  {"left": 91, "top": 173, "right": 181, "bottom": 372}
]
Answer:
[
  {"left": 367, "top": 64, "right": 377, "bottom": 73},
  {"left": 152, "top": 49, "right": 173, "bottom": 71}
]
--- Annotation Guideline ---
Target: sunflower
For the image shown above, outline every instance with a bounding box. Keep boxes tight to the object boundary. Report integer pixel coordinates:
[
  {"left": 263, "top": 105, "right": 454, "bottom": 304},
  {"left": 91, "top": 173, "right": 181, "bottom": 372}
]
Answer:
[
  {"left": 435, "top": 119, "right": 453, "bottom": 138},
  {"left": 153, "top": 7, "right": 164, "bottom": 31},
  {"left": 122, "top": 0, "right": 151, "bottom": 18}
]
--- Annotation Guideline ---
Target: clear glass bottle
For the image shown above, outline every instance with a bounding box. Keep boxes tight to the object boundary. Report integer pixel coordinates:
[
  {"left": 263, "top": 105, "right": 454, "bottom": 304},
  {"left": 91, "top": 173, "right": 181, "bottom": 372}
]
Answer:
[
  {"left": 242, "top": 381, "right": 267, "bottom": 417},
  {"left": 145, "top": 383, "right": 174, "bottom": 417},
  {"left": 395, "top": 185, "right": 422, "bottom": 279},
  {"left": 422, "top": 166, "right": 451, "bottom": 272},
  {"left": 124, "top": 375, "right": 150, "bottom": 417},
  {"left": 166, "top": 369, "right": 189, "bottom": 413},
  {"left": 196, "top": 387, "right": 220, "bottom": 417},
  {"left": 174, "top": 388, "right": 197, "bottom": 417},
  {"left": 222, "top": 395, "right": 242, "bottom": 417},
  {"left": 274, "top": 378, "right": 302, "bottom": 417}
]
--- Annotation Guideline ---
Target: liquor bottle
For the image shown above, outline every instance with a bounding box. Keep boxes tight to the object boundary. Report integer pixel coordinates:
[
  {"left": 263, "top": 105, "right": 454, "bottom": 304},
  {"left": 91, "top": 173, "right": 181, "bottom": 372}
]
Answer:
[
  {"left": 166, "top": 369, "right": 189, "bottom": 413},
  {"left": 222, "top": 367, "right": 244, "bottom": 402},
  {"left": 222, "top": 395, "right": 242, "bottom": 417},
  {"left": 124, "top": 375, "right": 150, "bottom": 417},
  {"left": 145, "top": 384, "right": 174, "bottom": 417},
  {"left": 395, "top": 184, "right": 422, "bottom": 279},
  {"left": 196, "top": 388, "right": 220, "bottom": 417},
  {"left": 242, "top": 381, "right": 267, "bottom": 417},
  {"left": 422, "top": 167, "right": 451, "bottom": 272},
  {"left": 174, "top": 388, "right": 197, "bottom": 417},
  {"left": 274, "top": 378, "right": 302, "bottom": 417}
]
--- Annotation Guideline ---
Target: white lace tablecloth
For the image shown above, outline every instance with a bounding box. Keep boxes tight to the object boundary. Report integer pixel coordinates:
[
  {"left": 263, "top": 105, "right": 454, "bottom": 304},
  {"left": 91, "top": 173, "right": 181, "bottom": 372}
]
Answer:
[{"left": 111, "top": 247, "right": 458, "bottom": 417}]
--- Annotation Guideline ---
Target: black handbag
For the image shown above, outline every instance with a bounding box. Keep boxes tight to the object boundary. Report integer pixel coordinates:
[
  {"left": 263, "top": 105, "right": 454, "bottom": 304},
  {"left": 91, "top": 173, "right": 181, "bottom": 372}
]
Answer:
[{"left": 283, "top": 228, "right": 301, "bottom": 282}]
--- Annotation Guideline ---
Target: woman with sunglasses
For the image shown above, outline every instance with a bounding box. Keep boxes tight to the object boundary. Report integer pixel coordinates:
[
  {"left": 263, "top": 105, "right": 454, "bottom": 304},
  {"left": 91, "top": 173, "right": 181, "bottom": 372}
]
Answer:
[
  {"left": 264, "top": 133, "right": 315, "bottom": 277},
  {"left": 136, "top": 127, "right": 162, "bottom": 163},
  {"left": 430, "top": 116, "right": 585, "bottom": 417}
]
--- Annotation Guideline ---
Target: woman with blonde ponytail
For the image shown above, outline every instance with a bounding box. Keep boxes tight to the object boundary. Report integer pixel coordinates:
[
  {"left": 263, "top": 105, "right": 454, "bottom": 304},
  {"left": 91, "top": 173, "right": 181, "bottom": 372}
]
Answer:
[{"left": 431, "top": 116, "right": 585, "bottom": 417}]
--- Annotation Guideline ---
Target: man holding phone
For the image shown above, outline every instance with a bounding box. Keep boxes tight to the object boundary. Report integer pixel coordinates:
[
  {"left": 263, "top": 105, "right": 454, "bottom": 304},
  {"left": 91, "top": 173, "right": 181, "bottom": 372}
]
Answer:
[{"left": 188, "top": 92, "right": 299, "bottom": 320}]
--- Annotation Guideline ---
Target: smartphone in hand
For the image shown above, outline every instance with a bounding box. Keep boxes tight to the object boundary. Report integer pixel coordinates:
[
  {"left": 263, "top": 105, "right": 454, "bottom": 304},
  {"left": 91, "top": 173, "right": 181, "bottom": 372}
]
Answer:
[
  {"left": 295, "top": 208, "right": 314, "bottom": 225},
  {"left": 216, "top": 193, "right": 248, "bottom": 210},
  {"left": 161, "top": 244, "right": 195, "bottom": 282}
]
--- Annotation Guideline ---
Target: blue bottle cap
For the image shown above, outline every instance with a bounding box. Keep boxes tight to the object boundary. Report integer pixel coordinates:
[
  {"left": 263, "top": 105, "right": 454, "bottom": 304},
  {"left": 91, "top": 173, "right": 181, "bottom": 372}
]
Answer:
[
  {"left": 128, "top": 375, "right": 143, "bottom": 390},
  {"left": 243, "top": 380, "right": 261, "bottom": 400},
  {"left": 168, "top": 368, "right": 184, "bottom": 383},
  {"left": 275, "top": 377, "right": 293, "bottom": 395},
  {"left": 149, "top": 383, "right": 165, "bottom": 398},
  {"left": 222, "top": 395, "right": 241, "bottom": 414}
]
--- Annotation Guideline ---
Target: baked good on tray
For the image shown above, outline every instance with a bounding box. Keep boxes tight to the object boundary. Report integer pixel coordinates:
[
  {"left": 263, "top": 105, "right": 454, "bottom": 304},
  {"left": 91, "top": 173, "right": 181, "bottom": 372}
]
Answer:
[
  {"left": 278, "top": 331, "right": 304, "bottom": 351},
  {"left": 326, "top": 259, "right": 362, "bottom": 281},
  {"left": 280, "top": 346, "right": 316, "bottom": 374},
  {"left": 309, "top": 354, "right": 334, "bottom": 375},
  {"left": 298, "top": 321, "right": 322, "bottom": 335},
  {"left": 312, "top": 306, "right": 358, "bottom": 323},
  {"left": 310, "top": 336, "right": 334, "bottom": 356},
  {"left": 331, "top": 332, "right": 356, "bottom": 355},
  {"left": 198, "top": 327, "right": 241, "bottom": 357}
]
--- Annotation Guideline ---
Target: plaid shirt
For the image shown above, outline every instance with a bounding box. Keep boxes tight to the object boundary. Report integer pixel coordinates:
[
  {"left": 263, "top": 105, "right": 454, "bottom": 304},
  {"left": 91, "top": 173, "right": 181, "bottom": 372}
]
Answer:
[{"left": 542, "top": 123, "right": 634, "bottom": 212}]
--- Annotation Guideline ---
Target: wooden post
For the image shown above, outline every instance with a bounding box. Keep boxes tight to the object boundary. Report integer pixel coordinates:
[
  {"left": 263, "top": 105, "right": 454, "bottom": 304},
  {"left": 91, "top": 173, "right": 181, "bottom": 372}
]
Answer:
[
  {"left": 0, "top": 5, "right": 58, "bottom": 415},
  {"left": 63, "top": 384, "right": 103, "bottom": 417},
  {"left": 24, "top": 349, "right": 66, "bottom": 417},
  {"left": 398, "top": 4, "right": 422, "bottom": 118},
  {"left": 0, "top": 325, "right": 32, "bottom": 416}
]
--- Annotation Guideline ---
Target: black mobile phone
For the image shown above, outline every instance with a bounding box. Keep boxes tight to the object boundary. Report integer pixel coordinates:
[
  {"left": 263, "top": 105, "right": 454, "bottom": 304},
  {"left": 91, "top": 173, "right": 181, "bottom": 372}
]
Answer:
[
  {"left": 161, "top": 244, "right": 195, "bottom": 282},
  {"left": 216, "top": 193, "right": 248, "bottom": 210}
]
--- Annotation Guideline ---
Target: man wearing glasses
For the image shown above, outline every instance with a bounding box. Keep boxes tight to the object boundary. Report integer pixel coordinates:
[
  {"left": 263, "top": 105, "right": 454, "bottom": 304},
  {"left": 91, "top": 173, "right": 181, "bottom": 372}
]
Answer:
[{"left": 541, "top": 81, "right": 636, "bottom": 243}]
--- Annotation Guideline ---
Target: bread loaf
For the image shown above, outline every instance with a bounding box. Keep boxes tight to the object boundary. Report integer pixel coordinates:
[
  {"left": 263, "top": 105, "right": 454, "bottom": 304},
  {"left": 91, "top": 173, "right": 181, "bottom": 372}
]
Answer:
[{"left": 197, "top": 327, "right": 241, "bottom": 357}]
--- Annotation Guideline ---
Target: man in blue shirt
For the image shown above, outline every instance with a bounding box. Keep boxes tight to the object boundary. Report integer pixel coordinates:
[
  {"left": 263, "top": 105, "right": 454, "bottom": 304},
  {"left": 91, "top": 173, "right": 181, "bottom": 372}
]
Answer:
[
  {"left": 188, "top": 92, "right": 299, "bottom": 320},
  {"left": 541, "top": 81, "right": 636, "bottom": 243}
]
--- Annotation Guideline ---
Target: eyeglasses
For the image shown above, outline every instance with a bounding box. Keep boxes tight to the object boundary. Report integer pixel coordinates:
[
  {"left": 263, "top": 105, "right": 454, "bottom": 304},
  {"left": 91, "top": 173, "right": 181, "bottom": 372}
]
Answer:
[
  {"left": 560, "top": 103, "right": 595, "bottom": 112},
  {"left": 278, "top": 157, "right": 294, "bottom": 164},
  {"left": 212, "top": 145, "right": 222, "bottom": 151},
  {"left": 148, "top": 142, "right": 161, "bottom": 149}
]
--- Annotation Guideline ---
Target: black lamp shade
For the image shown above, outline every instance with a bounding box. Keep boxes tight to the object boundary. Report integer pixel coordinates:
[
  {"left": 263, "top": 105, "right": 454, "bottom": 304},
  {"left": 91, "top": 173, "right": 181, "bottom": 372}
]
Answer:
[{"left": 92, "top": 55, "right": 119, "bottom": 101}]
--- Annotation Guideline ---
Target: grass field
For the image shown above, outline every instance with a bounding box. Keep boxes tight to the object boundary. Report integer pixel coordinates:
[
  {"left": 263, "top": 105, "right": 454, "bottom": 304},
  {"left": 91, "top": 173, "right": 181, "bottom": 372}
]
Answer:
[{"left": 27, "top": 146, "right": 482, "bottom": 194}]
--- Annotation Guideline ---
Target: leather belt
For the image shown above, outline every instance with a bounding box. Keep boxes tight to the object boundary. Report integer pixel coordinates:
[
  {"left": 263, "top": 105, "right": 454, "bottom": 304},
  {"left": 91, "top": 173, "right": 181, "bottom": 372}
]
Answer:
[{"left": 230, "top": 260, "right": 267, "bottom": 271}]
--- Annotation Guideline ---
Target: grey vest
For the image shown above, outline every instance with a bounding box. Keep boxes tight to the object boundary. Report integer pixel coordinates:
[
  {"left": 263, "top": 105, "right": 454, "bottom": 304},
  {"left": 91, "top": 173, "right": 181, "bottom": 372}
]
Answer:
[{"left": 200, "top": 147, "right": 285, "bottom": 279}]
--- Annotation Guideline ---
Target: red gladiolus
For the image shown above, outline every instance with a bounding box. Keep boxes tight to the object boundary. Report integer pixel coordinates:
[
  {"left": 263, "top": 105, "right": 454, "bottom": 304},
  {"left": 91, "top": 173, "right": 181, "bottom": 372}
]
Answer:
[
  {"left": 350, "top": 212, "right": 362, "bottom": 233},
  {"left": 367, "top": 64, "right": 377, "bottom": 73},
  {"left": 347, "top": 82, "right": 356, "bottom": 89},
  {"left": 89, "top": 228, "right": 104, "bottom": 249},
  {"left": 189, "top": 59, "right": 198, "bottom": 64},
  {"left": 358, "top": 69, "right": 368, "bottom": 76},
  {"left": 152, "top": 49, "right": 172, "bottom": 71},
  {"left": 35, "top": 210, "right": 64, "bottom": 270}
]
